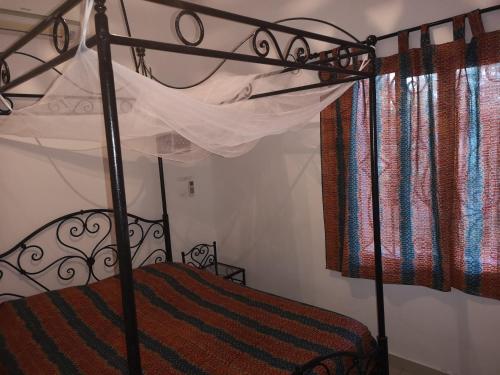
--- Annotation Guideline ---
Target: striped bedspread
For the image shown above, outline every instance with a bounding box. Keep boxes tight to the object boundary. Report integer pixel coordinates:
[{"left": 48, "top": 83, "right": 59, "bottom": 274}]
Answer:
[{"left": 0, "top": 262, "right": 376, "bottom": 374}]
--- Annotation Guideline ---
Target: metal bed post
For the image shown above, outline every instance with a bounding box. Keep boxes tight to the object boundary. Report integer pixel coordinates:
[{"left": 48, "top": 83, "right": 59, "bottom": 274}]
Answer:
[
  {"left": 0, "top": 1, "right": 393, "bottom": 372},
  {"left": 119, "top": 8, "right": 173, "bottom": 265},
  {"left": 157, "top": 157, "right": 173, "bottom": 262},
  {"left": 94, "top": 0, "right": 142, "bottom": 373},
  {"left": 366, "top": 36, "right": 389, "bottom": 374}
]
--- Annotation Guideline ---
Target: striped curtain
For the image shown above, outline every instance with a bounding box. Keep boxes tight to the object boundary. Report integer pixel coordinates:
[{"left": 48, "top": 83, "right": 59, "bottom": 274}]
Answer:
[{"left": 321, "top": 11, "right": 499, "bottom": 300}]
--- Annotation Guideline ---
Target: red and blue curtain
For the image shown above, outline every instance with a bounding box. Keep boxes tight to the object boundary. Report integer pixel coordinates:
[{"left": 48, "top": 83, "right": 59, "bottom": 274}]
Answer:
[{"left": 321, "top": 11, "right": 499, "bottom": 300}]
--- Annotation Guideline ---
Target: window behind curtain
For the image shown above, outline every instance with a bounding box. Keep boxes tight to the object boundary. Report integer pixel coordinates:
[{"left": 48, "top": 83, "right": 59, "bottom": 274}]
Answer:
[{"left": 320, "top": 11, "right": 499, "bottom": 300}]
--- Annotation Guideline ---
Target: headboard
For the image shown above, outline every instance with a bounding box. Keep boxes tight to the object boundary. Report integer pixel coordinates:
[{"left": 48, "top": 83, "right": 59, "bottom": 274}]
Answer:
[{"left": 0, "top": 209, "right": 168, "bottom": 302}]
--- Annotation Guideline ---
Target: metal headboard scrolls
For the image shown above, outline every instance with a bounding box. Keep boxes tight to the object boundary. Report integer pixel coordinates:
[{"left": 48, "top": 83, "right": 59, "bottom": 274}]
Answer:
[
  {"left": 181, "top": 242, "right": 217, "bottom": 269},
  {"left": 0, "top": 209, "right": 167, "bottom": 302}
]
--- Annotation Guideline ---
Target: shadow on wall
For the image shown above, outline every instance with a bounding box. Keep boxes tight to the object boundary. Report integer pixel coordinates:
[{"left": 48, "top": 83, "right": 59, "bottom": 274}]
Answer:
[
  {"left": 376, "top": 281, "right": 500, "bottom": 374},
  {"left": 0, "top": 136, "right": 161, "bottom": 249},
  {"left": 211, "top": 124, "right": 321, "bottom": 295}
]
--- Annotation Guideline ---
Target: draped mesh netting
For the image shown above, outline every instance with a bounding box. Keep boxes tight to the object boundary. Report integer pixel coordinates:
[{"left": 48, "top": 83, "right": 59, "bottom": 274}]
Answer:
[{"left": 0, "top": 0, "right": 367, "bottom": 163}]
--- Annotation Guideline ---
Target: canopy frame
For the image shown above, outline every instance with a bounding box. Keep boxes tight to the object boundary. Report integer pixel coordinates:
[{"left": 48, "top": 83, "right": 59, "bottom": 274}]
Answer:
[{"left": 0, "top": 0, "right": 387, "bottom": 373}]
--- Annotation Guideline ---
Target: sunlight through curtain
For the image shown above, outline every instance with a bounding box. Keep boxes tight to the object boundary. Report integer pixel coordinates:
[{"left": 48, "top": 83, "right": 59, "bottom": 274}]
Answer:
[{"left": 321, "top": 10, "right": 499, "bottom": 300}]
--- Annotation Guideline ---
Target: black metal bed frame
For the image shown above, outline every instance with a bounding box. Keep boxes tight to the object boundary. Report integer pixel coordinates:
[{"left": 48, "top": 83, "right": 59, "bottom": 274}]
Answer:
[
  {"left": 0, "top": 0, "right": 388, "bottom": 374},
  {"left": 181, "top": 241, "right": 247, "bottom": 285},
  {"left": 0, "top": 209, "right": 168, "bottom": 300},
  {"left": 182, "top": 242, "right": 218, "bottom": 271}
]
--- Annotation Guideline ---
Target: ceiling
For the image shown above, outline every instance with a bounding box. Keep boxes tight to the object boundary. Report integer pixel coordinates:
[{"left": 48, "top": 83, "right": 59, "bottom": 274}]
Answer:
[{"left": 0, "top": 0, "right": 81, "bottom": 21}]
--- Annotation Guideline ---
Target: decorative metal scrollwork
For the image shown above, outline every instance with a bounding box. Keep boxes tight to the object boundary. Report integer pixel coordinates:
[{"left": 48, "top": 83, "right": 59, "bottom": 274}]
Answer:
[
  {"left": 175, "top": 10, "right": 205, "bottom": 46},
  {"left": 286, "top": 35, "right": 311, "bottom": 63},
  {"left": 38, "top": 95, "right": 134, "bottom": 115},
  {"left": 0, "top": 60, "right": 12, "bottom": 114},
  {"left": 0, "top": 95, "right": 13, "bottom": 115},
  {"left": 0, "top": 59, "right": 10, "bottom": 86},
  {"left": 252, "top": 28, "right": 311, "bottom": 64},
  {"left": 336, "top": 46, "right": 352, "bottom": 69},
  {"left": 292, "top": 350, "right": 378, "bottom": 375},
  {"left": 220, "top": 82, "right": 254, "bottom": 104},
  {"left": 0, "top": 209, "right": 167, "bottom": 301},
  {"left": 52, "top": 15, "right": 70, "bottom": 54},
  {"left": 182, "top": 243, "right": 215, "bottom": 269},
  {"left": 252, "top": 28, "right": 281, "bottom": 59},
  {"left": 136, "top": 47, "right": 152, "bottom": 78}
]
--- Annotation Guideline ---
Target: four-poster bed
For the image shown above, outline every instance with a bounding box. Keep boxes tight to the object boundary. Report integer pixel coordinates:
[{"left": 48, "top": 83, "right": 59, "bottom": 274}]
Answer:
[{"left": 0, "top": 0, "right": 388, "bottom": 373}]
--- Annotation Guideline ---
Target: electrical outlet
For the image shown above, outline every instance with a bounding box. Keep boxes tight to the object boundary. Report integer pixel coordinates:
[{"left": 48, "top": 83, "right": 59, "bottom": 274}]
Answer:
[
  {"left": 176, "top": 176, "right": 195, "bottom": 197},
  {"left": 188, "top": 180, "right": 195, "bottom": 196}
]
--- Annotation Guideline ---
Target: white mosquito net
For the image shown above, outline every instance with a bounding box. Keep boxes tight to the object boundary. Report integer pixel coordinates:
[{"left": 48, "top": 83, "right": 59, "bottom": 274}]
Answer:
[{"left": 0, "top": 0, "right": 368, "bottom": 163}]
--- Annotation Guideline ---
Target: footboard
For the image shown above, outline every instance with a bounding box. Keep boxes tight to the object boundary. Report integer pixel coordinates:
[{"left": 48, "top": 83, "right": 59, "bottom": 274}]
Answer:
[
  {"left": 293, "top": 349, "right": 379, "bottom": 375},
  {"left": 0, "top": 209, "right": 168, "bottom": 301}
]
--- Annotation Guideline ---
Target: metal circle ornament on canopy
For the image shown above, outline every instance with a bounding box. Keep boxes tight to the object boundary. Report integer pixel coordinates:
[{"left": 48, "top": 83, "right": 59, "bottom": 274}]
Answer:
[{"left": 175, "top": 10, "right": 205, "bottom": 46}]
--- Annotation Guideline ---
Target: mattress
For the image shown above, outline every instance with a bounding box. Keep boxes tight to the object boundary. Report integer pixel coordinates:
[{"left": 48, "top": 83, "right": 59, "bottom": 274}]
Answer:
[{"left": 0, "top": 262, "right": 376, "bottom": 374}]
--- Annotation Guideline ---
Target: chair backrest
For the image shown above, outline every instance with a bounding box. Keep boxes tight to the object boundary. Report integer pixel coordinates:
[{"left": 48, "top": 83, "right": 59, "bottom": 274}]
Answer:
[{"left": 181, "top": 241, "right": 217, "bottom": 269}]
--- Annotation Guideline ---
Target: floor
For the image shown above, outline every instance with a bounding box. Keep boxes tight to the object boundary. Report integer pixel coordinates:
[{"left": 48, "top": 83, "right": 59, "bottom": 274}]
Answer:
[{"left": 389, "top": 355, "right": 447, "bottom": 375}]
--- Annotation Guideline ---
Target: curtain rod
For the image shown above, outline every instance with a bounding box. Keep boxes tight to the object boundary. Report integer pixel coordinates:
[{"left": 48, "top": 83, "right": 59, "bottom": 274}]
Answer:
[{"left": 377, "top": 4, "right": 500, "bottom": 41}]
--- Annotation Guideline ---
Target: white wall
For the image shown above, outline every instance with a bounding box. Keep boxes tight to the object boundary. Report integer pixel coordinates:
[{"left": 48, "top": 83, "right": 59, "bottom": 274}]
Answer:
[
  {"left": 199, "top": 1, "right": 500, "bottom": 374},
  {"left": 1, "top": 0, "right": 499, "bottom": 374}
]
